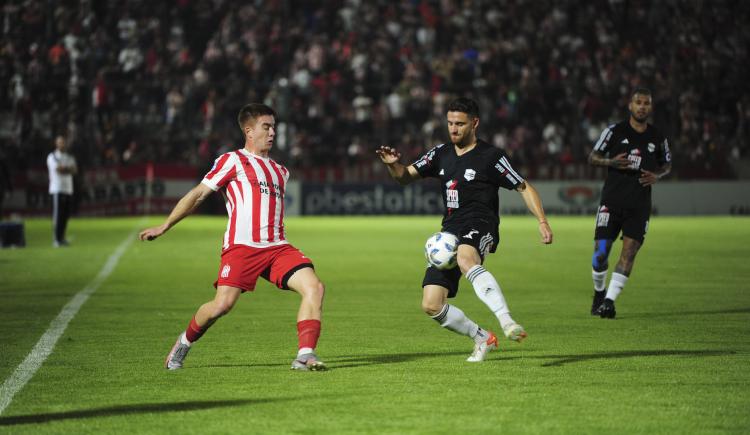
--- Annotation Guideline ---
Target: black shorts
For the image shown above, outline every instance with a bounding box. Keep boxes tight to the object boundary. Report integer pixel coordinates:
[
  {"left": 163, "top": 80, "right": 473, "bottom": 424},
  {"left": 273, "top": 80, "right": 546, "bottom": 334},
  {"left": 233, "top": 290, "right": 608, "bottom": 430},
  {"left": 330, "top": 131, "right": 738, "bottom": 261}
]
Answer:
[
  {"left": 422, "top": 220, "right": 499, "bottom": 298},
  {"left": 593, "top": 203, "right": 650, "bottom": 244}
]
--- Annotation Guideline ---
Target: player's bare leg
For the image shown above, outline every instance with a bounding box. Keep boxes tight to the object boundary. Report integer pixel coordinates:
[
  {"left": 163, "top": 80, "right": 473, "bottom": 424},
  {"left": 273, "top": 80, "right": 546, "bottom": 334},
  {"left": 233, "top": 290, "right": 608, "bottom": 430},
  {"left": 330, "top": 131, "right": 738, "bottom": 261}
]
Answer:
[
  {"left": 591, "top": 239, "right": 614, "bottom": 315},
  {"left": 457, "top": 245, "right": 526, "bottom": 342},
  {"left": 423, "top": 285, "right": 497, "bottom": 362},
  {"left": 287, "top": 267, "right": 327, "bottom": 371},
  {"left": 166, "top": 286, "right": 242, "bottom": 369},
  {"left": 615, "top": 237, "right": 641, "bottom": 276},
  {"left": 195, "top": 286, "right": 243, "bottom": 325},
  {"left": 599, "top": 237, "right": 642, "bottom": 318}
]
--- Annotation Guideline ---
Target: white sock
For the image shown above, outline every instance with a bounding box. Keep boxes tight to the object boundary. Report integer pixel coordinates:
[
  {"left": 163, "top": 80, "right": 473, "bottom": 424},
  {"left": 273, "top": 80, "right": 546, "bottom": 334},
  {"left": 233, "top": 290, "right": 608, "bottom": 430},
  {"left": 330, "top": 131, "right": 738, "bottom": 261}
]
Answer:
[
  {"left": 297, "top": 347, "right": 314, "bottom": 357},
  {"left": 466, "top": 265, "right": 515, "bottom": 329},
  {"left": 431, "top": 304, "right": 486, "bottom": 343},
  {"left": 592, "top": 270, "right": 607, "bottom": 292},
  {"left": 179, "top": 332, "right": 192, "bottom": 346},
  {"left": 605, "top": 272, "right": 628, "bottom": 301}
]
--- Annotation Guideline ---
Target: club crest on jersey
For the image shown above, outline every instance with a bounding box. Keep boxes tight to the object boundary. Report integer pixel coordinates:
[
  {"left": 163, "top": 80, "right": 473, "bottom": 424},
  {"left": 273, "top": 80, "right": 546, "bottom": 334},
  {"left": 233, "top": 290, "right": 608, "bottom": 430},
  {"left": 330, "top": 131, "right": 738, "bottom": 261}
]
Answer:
[
  {"left": 648, "top": 142, "right": 656, "bottom": 153},
  {"left": 464, "top": 169, "right": 476, "bottom": 181},
  {"left": 621, "top": 138, "right": 629, "bottom": 144},
  {"left": 221, "top": 264, "right": 231, "bottom": 278}
]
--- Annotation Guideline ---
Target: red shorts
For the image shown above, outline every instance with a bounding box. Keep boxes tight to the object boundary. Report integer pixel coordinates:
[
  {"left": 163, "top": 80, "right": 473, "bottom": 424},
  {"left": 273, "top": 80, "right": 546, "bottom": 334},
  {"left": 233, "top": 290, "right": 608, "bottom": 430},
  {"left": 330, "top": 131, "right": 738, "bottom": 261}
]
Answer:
[{"left": 214, "top": 244, "right": 313, "bottom": 292}]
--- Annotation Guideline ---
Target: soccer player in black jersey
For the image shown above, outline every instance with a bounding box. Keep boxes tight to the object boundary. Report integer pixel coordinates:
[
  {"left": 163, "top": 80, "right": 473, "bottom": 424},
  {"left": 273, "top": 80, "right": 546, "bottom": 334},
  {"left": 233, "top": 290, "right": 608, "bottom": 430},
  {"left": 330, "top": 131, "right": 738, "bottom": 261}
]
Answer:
[
  {"left": 377, "top": 98, "right": 553, "bottom": 362},
  {"left": 588, "top": 88, "right": 672, "bottom": 318}
]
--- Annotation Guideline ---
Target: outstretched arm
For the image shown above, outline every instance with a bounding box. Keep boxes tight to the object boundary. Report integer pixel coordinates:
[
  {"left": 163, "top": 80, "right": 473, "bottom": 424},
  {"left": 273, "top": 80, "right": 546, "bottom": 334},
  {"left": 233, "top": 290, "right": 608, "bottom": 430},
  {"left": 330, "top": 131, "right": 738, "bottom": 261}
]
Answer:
[
  {"left": 516, "top": 181, "right": 553, "bottom": 244},
  {"left": 376, "top": 146, "right": 420, "bottom": 185},
  {"left": 139, "top": 183, "right": 214, "bottom": 241}
]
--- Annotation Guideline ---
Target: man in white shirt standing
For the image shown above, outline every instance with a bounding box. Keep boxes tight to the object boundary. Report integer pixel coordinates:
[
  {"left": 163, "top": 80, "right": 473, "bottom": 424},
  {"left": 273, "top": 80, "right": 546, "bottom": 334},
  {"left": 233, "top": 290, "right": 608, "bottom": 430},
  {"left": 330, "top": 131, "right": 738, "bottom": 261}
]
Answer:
[{"left": 47, "top": 135, "right": 77, "bottom": 247}]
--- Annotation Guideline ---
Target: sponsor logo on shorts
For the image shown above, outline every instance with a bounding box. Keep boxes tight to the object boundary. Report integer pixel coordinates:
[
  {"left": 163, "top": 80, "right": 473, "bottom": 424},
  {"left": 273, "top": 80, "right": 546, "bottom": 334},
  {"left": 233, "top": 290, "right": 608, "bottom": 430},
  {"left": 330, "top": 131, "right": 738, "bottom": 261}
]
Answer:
[
  {"left": 221, "top": 264, "right": 231, "bottom": 278},
  {"left": 463, "top": 230, "right": 479, "bottom": 239},
  {"left": 597, "top": 205, "right": 610, "bottom": 228}
]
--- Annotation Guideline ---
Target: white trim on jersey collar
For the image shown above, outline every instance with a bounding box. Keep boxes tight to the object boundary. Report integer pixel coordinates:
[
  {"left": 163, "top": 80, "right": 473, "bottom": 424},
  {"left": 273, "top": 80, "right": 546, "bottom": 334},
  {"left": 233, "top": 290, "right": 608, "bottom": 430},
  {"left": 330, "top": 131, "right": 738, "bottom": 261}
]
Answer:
[{"left": 239, "top": 148, "right": 271, "bottom": 161}]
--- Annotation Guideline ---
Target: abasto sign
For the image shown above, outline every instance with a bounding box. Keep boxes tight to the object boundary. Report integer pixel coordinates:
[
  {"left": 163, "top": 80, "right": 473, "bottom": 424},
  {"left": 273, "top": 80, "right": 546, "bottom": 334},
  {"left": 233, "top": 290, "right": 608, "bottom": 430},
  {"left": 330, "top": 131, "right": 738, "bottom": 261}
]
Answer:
[{"left": 301, "top": 182, "right": 444, "bottom": 215}]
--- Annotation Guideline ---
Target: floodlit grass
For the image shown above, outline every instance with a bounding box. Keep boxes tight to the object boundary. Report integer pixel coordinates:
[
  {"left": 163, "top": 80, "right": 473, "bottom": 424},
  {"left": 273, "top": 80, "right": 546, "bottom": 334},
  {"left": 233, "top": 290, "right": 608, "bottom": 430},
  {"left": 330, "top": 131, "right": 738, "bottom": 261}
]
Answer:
[{"left": 1, "top": 215, "right": 749, "bottom": 434}]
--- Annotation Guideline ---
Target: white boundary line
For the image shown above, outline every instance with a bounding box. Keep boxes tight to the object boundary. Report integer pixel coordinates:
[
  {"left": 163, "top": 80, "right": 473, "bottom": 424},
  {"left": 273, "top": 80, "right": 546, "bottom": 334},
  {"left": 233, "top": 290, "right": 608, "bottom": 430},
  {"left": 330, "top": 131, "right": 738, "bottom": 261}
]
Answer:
[{"left": 0, "top": 229, "right": 138, "bottom": 415}]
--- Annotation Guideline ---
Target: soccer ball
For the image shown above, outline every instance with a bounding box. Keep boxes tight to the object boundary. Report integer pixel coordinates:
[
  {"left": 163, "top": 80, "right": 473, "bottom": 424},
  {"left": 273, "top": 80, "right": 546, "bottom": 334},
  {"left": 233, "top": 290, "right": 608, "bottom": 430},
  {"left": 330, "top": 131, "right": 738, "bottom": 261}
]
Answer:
[{"left": 424, "top": 232, "right": 459, "bottom": 270}]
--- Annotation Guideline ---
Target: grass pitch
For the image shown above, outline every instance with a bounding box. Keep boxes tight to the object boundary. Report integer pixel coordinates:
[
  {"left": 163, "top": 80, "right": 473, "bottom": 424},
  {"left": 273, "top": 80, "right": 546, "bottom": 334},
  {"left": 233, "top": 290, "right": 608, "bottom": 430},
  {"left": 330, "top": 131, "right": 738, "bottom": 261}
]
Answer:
[{"left": 1, "top": 215, "right": 749, "bottom": 434}]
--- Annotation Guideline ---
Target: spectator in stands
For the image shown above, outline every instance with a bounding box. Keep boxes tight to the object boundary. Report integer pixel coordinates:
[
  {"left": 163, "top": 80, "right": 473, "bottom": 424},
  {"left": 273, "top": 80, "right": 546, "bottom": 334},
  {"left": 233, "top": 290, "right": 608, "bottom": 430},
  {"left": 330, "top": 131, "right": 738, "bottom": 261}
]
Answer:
[{"left": 0, "top": 0, "right": 747, "bottom": 181}]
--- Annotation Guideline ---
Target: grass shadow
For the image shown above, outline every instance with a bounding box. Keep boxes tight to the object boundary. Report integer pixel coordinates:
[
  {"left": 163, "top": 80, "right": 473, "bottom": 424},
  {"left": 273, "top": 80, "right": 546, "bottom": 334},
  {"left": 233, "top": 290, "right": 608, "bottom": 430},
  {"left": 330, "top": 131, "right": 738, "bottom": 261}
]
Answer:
[
  {"left": 196, "top": 350, "right": 481, "bottom": 370},
  {"left": 626, "top": 307, "right": 750, "bottom": 318},
  {"left": 321, "top": 349, "right": 735, "bottom": 369},
  {"left": 535, "top": 349, "right": 736, "bottom": 367},
  {"left": 326, "top": 350, "right": 471, "bottom": 369},
  {"left": 172, "top": 348, "right": 736, "bottom": 371},
  {"left": 0, "top": 397, "right": 292, "bottom": 426}
]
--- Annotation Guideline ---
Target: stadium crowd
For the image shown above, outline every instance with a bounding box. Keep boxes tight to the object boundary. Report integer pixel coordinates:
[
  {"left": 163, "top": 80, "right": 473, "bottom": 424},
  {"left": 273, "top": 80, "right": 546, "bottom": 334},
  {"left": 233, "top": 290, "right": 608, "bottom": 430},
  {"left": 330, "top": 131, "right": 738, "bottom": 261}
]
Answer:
[{"left": 1, "top": 0, "right": 748, "bottom": 181}]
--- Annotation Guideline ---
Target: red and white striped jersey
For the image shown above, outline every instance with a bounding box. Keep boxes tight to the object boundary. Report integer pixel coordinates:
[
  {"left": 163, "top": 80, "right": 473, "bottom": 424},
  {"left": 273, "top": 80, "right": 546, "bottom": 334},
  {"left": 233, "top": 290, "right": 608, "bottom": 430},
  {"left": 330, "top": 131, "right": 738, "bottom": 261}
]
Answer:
[{"left": 202, "top": 149, "right": 289, "bottom": 250}]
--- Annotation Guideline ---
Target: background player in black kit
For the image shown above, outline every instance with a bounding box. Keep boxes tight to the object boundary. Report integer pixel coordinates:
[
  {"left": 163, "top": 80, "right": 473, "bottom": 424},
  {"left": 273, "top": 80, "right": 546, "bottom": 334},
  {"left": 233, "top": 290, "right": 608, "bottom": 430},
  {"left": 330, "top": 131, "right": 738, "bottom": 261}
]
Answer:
[
  {"left": 588, "top": 88, "right": 672, "bottom": 318},
  {"left": 377, "top": 98, "right": 553, "bottom": 362}
]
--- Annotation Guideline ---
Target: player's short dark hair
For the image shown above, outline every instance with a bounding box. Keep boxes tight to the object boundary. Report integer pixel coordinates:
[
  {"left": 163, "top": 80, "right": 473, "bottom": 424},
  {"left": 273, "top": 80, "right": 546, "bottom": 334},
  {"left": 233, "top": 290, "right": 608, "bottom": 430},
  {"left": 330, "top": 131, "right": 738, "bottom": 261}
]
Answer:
[
  {"left": 446, "top": 97, "right": 480, "bottom": 118},
  {"left": 237, "top": 103, "right": 276, "bottom": 129},
  {"left": 631, "top": 87, "right": 652, "bottom": 99}
]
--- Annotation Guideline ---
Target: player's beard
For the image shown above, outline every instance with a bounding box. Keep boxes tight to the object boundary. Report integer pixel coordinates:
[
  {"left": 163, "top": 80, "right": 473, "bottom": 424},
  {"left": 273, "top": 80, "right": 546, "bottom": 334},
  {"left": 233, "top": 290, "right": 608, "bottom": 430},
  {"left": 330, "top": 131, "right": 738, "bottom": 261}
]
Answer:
[
  {"left": 451, "top": 133, "right": 470, "bottom": 148},
  {"left": 630, "top": 110, "right": 649, "bottom": 123}
]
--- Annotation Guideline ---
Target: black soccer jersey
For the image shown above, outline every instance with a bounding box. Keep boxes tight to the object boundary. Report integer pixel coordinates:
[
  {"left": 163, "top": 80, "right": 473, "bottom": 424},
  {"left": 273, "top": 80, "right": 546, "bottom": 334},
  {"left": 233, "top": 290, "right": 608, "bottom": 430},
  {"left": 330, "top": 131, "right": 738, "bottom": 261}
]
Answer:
[
  {"left": 593, "top": 121, "right": 671, "bottom": 207},
  {"left": 411, "top": 139, "right": 524, "bottom": 228}
]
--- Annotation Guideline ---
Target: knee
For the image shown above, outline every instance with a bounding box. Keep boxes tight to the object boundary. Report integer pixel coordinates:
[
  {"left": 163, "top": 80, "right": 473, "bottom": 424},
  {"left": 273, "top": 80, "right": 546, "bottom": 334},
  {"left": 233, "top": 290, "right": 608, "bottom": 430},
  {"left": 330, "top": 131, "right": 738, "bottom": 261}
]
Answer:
[
  {"left": 456, "top": 252, "right": 478, "bottom": 275},
  {"left": 211, "top": 297, "right": 237, "bottom": 318},
  {"left": 422, "top": 300, "right": 443, "bottom": 317},
  {"left": 592, "top": 252, "right": 608, "bottom": 271},
  {"left": 314, "top": 281, "right": 325, "bottom": 301},
  {"left": 592, "top": 240, "right": 610, "bottom": 271},
  {"left": 302, "top": 280, "right": 325, "bottom": 303}
]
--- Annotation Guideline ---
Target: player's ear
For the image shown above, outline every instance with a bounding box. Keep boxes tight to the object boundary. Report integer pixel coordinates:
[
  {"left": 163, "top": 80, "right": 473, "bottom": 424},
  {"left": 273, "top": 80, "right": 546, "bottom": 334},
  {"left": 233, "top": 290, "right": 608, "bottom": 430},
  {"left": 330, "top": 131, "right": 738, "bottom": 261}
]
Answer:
[{"left": 472, "top": 117, "right": 479, "bottom": 130}]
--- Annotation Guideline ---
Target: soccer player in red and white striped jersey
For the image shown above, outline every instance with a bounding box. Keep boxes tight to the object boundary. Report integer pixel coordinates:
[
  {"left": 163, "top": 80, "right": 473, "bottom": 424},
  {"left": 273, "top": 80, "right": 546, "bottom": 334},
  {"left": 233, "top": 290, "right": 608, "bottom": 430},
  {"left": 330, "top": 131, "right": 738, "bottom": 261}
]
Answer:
[{"left": 139, "top": 103, "right": 327, "bottom": 371}]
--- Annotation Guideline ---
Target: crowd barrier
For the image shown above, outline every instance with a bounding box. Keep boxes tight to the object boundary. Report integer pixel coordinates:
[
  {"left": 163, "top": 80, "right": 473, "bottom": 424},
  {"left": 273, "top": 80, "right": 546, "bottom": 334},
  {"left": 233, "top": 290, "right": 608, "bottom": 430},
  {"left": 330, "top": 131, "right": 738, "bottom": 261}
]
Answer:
[{"left": 3, "top": 164, "right": 748, "bottom": 217}]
